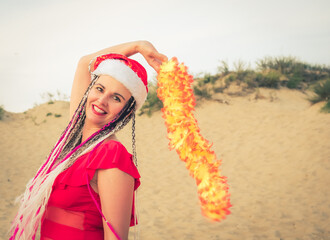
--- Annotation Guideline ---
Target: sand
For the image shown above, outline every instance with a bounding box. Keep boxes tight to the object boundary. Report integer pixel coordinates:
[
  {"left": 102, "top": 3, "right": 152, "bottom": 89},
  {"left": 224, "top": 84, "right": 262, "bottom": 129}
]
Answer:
[{"left": 1, "top": 88, "right": 329, "bottom": 240}]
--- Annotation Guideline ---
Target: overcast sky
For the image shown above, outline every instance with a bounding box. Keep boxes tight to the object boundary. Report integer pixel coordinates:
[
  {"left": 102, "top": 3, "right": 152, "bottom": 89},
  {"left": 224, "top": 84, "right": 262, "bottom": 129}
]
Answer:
[{"left": 1, "top": 0, "right": 329, "bottom": 112}]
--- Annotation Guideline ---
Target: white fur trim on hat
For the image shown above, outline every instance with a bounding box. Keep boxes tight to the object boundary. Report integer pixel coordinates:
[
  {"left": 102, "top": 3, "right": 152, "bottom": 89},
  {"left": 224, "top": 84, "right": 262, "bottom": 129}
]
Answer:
[{"left": 92, "top": 59, "right": 147, "bottom": 110}]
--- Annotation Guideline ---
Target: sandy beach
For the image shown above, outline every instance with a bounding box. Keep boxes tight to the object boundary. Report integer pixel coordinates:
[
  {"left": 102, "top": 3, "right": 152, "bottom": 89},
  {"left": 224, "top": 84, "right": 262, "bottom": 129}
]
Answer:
[{"left": 1, "top": 88, "right": 329, "bottom": 240}]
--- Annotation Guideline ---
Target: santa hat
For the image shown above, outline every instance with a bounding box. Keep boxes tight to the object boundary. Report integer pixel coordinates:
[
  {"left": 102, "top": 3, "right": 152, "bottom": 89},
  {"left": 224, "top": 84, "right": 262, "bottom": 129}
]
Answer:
[{"left": 92, "top": 53, "right": 148, "bottom": 110}]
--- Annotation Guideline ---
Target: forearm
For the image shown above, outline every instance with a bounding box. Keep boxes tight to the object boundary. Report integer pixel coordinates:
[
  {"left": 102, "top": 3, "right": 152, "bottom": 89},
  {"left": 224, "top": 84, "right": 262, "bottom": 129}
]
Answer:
[
  {"left": 81, "top": 41, "right": 142, "bottom": 70},
  {"left": 80, "top": 40, "right": 167, "bottom": 72},
  {"left": 93, "top": 41, "right": 141, "bottom": 57}
]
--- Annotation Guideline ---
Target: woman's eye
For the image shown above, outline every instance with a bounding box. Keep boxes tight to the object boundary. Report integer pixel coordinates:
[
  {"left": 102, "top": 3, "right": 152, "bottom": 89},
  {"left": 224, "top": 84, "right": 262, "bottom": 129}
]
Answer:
[
  {"left": 96, "top": 87, "right": 103, "bottom": 92},
  {"left": 113, "top": 96, "right": 121, "bottom": 102}
]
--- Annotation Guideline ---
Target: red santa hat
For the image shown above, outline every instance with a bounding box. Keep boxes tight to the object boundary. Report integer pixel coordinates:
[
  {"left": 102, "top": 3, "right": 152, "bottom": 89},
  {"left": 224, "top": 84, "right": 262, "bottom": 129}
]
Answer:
[{"left": 92, "top": 53, "right": 148, "bottom": 110}]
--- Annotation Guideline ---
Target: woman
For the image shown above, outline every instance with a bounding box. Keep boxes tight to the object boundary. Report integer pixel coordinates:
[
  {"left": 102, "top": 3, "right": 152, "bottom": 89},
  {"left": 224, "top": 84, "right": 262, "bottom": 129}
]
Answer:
[{"left": 10, "top": 41, "right": 167, "bottom": 240}]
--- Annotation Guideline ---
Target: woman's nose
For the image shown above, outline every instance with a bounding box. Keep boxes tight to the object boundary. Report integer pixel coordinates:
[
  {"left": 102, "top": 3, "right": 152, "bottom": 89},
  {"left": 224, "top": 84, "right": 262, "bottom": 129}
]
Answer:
[{"left": 98, "top": 94, "right": 108, "bottom": 106}]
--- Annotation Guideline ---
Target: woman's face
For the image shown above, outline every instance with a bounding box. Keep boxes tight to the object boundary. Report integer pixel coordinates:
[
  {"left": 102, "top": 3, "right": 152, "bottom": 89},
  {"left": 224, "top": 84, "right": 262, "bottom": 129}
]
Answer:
[{"left": 85, "top": 75, "right": 132, "bottom": 129}]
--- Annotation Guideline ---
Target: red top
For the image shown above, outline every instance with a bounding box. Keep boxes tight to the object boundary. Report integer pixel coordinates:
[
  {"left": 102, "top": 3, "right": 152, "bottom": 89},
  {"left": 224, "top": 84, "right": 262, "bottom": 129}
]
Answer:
[{"left": 40, "top": 140, "right": 141, "bottom": 240}]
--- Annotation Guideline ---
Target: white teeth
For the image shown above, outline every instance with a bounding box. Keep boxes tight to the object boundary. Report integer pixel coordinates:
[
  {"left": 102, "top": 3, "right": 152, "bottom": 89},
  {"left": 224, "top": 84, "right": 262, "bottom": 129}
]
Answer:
[{"left": 93, "top": 105, "right": 105, "bottom": 114}]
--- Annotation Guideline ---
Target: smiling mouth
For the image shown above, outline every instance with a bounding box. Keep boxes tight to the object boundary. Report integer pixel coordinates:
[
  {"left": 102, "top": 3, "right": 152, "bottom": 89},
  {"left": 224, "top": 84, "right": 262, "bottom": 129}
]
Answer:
[{"left": 92, "top": 104, "right": 107, "bottom": 114}]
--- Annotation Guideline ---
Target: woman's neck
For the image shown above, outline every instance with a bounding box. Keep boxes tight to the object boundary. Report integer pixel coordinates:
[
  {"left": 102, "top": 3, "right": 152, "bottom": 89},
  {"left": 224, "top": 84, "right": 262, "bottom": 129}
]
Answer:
[
  {"left": 81, "top": 122, "right": 100, "bottom": 143},
  {"left": 81, "top": 123, "right": 118, "bottom": 143}
]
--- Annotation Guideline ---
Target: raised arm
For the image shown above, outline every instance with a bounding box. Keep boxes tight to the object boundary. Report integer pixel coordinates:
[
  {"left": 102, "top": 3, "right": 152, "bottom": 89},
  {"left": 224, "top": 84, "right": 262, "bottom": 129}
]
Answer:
[{"left": 70, "top": 41, "right": 167, "bottom": 118}]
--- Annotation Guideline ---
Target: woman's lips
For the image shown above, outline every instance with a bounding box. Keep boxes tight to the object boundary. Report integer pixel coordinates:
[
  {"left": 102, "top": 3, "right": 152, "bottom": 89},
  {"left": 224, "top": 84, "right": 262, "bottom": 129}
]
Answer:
[{"left": 92, "top": 104, "right": 106, "bottom": 115}]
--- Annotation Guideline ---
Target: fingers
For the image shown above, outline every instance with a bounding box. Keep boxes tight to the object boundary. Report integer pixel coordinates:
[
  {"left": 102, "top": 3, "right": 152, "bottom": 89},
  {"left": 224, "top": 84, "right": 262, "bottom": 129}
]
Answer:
[
  {"left": 137, "top": 41, "right": 168, "bottom": 72},
  {"left": 154, "top": 52, "right": 168, "bottom": 63},
  {"left": 148, "top": 58, "right": 163, "bottom": 73},
  {"left": 150, "top": 52, "right": 168, "bottom": 72}
]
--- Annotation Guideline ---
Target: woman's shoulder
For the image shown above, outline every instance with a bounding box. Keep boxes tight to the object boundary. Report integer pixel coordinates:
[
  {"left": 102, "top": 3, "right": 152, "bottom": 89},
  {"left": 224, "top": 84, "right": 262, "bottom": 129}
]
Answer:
[
  {"left": 54, "top": 139, "right": 140, "bottom": 188},
  {"left": 94, "top": 139, "right": 131, "bottom": 157},
  {"left": 86, "top": 139, "right": 138, "bottom": 177}
]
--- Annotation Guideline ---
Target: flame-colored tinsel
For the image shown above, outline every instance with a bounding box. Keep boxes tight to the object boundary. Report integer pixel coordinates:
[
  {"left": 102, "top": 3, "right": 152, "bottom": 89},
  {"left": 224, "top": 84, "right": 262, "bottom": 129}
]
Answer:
[{"left": 157, "top": 58, "right": 231, "bottom": 221}]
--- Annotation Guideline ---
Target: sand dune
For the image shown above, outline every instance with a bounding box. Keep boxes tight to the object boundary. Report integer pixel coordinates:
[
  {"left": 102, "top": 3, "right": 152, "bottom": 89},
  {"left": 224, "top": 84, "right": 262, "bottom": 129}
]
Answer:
[{"left": 1, "top": 88, "right": 329, "bottom": 240}]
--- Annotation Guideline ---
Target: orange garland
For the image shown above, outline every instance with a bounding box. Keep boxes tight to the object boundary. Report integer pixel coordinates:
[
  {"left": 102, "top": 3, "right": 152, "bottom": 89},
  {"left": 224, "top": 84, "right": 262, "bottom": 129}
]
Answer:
[{"left": 157, "top": 58, "right": 231, "bottom": 221}]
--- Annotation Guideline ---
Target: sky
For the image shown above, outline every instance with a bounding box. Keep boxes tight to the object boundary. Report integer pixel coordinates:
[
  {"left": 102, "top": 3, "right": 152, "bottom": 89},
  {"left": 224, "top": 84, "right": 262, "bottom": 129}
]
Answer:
[{"left": 1, "top": 0, "right": 329, "bottom": 112}]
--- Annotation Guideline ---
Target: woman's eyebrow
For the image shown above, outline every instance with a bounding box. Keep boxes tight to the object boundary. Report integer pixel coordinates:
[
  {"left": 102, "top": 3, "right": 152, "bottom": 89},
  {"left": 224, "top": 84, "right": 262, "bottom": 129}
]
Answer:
[
  {"left": 95, "top": 83, "right": 105, "bottom": 88},
  {"left": 115, "top": 93, "right": 126, "bottom": 101}
]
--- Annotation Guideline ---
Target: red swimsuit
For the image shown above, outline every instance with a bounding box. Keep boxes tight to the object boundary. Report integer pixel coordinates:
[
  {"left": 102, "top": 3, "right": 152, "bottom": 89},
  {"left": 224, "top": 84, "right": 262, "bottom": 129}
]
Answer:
[{"left": 40, "top": 140, "right": 140, "bottom": 240}]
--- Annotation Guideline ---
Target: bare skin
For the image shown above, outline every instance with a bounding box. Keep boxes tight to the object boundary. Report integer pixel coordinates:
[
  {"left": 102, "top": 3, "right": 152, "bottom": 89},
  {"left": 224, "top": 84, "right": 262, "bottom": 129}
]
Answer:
[{"left": 70, "top": 41, "right": 167, "bottom": 240}]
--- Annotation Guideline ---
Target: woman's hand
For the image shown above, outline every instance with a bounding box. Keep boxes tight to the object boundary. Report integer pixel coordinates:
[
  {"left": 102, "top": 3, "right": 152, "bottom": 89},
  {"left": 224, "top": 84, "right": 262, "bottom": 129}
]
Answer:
[{"left": 136, "top": 40, "right": 168, "bottom": 72}]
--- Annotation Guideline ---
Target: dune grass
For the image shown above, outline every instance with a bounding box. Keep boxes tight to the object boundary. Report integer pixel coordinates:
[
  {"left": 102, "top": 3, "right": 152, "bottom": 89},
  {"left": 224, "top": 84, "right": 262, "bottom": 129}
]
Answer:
[
  {"left": 310, "top": 79, "right": 330, "bottom": 103},
  {"left": 0, "top": 105, "right": 4, "bottom": 120},
  {"left": 309, "top": 79, "right": 330, "bottom": 113},
  {"left": 320, "top": 101, "right": 330, "bottom": 113},
  {"left": 138, "top": 57, "right": 330, "bottom": 116},
  {"left": 138, "top": 85, "right": 163, "bottom": 117},
  {"left": 41, "top": 90, "right": 69, "bottom": 105},
  {"left": 2, "top": 57, "right": 329, "bottom": 117}
]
